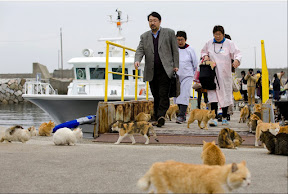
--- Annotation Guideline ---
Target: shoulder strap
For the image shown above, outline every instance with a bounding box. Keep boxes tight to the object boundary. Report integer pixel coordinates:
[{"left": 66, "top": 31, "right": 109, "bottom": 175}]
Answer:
[{"left": 214, "top": 67, "right": 220, "bottom": 90}]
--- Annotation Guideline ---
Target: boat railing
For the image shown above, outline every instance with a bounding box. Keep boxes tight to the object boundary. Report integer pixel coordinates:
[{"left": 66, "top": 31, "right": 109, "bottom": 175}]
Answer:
[
  {"left": 24, "top": 81, "right": 57, "bottom": 95},
  {"left": 105, "top": 41, "right": 149, "bottom": 102}
]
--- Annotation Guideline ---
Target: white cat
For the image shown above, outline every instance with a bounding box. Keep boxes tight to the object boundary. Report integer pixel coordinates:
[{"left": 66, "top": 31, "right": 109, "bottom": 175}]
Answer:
[
  {"left": 53, "top": 127, "right": 83, "bottom": 146},
  {"left": 0, "top": 125, "right": 37, "bottom": 143}
]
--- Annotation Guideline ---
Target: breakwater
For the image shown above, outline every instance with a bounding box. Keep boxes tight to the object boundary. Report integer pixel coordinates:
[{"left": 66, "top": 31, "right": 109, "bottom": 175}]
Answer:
[{"left": 0, "top": 79, "right": 26, "bottom": 104}]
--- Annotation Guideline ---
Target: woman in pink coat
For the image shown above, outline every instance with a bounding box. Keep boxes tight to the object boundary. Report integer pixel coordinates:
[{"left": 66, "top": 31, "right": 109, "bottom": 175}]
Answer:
[{"left": 201, "top": 25, "right": 241, "bottom": 126}]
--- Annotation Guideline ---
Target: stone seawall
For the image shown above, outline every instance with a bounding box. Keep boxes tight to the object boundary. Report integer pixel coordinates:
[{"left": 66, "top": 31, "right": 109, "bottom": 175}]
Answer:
[{"left": 0, "top": 79, "right": 26, "bottom": 104}]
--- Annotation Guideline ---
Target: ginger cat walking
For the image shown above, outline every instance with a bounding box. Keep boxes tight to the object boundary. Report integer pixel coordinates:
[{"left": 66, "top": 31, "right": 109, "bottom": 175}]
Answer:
[{"left": 137, "top": 160, "right": 251, "bottom": 194}]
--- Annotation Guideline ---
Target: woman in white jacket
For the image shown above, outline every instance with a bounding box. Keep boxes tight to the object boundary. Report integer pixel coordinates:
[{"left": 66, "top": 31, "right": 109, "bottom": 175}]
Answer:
[{"left": 174, "top": 31, "right": 198, "bottom": 124}]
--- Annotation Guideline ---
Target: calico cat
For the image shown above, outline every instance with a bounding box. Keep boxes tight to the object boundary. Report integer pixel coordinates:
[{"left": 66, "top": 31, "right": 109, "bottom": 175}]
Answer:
[
  {"left": 218, "top": 128, "right": 244, "bottom": 149},
  {"left": 260, "top": 130, "right": 288, "bottom": 155},
  {"left": 187, "top": 109, "right": 216, "bottom": 130},
  {"left": 201, "top": 140, "right": 225, "bottom": 166},
  {"left": 135, "top": 112, "right": 151, "bottom": 122},
  {"left": 255, "top": 120, "right": 280, "bottom": 146},
  {"left": 137, "top": 160, "right": 251, "bottom": 194},
  {"left": 0, "top": 125, "right": 37, "bottom": 143},
  {"left": 111, "top": 120, "right": 159, "bottom": 145},
  {"left": 248, "top": 113, "right": 261, "bottom": 133},
  {"left": 38, "top": 120, "right": 55, "bottom": 136},
  {"left": 239, "top": 105, "right": 250, "bottom": 123},
  {"left": 165, "top": 104, "right": 179, "bottom": 121}
]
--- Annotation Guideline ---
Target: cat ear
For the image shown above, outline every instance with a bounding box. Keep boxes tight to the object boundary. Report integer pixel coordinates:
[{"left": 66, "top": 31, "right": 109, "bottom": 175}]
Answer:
[
  {"left": 203, "top": 140, "right": 206, "bottom": 144},
  {"left": 241, "top": 161, "right": 247, "bottom": 166},
  {"left": 231, "top": 163, "right": 238, "bottom": 173},
  {"left": 212, "top": 140, "right": 215, "bottom": 144}
]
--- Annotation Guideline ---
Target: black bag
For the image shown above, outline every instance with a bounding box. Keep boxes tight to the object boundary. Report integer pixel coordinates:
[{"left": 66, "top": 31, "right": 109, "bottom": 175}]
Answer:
[
  {"left": 169, "top": 72, "right": 180, "bottom": 97},
  {"left": 199, "top": 62, "right": 219, "bottom": 90}
]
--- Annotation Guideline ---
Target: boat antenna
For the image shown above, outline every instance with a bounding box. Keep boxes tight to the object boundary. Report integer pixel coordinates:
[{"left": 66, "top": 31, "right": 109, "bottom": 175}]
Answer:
[{"left": 108, "top": 9, "right": 129, "bottom": 36}]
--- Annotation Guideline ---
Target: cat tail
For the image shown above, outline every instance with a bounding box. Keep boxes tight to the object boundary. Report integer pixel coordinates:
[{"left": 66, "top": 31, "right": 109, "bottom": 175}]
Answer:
[
  {"left": 137, "top": 170, "right": 151, "bottom": 191},
  {"left": 149, "top": 126, "right": 159, "bottom": 142}
]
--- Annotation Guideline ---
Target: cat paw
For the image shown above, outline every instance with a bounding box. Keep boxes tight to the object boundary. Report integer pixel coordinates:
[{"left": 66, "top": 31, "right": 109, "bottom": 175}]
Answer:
[
  {"left": 114, "top": 142, "right": 120, "bottom": 145},
  {"left": 145, "top": 142, "right": 149, "bottom": 145},
  {"left": 132, "top": 142, "right": 136, "bottom": 145}
]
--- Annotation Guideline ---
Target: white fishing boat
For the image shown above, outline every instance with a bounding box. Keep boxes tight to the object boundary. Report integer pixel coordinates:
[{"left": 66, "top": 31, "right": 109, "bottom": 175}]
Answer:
[{"left": 22, "top": 10, "right": 150, "bottom": 133}]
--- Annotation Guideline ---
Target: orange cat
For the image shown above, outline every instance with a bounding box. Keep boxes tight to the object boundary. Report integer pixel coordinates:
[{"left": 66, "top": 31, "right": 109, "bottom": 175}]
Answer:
[
  {"left": 279, "top": 126, "right": 288, "bottom": 134},
  {"left": 187, "top": 109, "right": 216, "bottom": 130},
  {"left": 186, "top": 102, "right": 192, "bottom": 113},
  {"left": 165, "top": 104, "right": 179, "bottom": 121},
  {"left": 115, "top": 104, "right": 124, "bottom": 121},
  {"left": 255, "top": 120, "right": 280, "bottom": 146},
  {"left": 200, "top": 102, "right": 207, "bottom": 110},
  {"left": 239, "top": 105, "right": 249, "bottom": 123},
  {"left": 38, "top": 121, "right": 55, "bottom": 136},
  {"left": 137, "top": 160, "right": 251, "bottom": 194},
  {"left": 135, "top": 112, "right": 151, "bottom": 122},
  {"left": 253, "top": 103, "right": 262, "bottom": 113},
  {"left": 201, "top": 140, "right": 226, "bottom": 166},
  {"left": 148, "top": 101, "right": 154, "bottom": 117}
]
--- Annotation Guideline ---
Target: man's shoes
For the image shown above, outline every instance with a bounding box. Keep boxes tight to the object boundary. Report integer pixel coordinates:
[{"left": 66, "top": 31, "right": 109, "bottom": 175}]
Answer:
[
  {"left": 209, "top": 120, "right": 218, "bottom": 127},
  {"left": 156, "top": 116, "right": 165, "bottom": 127},
  {"left": 222, "top": 119, "right": 229, "bottom": 125},
  {"left": 176, "top": 116, "right": 185, "bottom": 124},
  {"left": 227, "top": 114, "right": 230, "bottom": 121}
]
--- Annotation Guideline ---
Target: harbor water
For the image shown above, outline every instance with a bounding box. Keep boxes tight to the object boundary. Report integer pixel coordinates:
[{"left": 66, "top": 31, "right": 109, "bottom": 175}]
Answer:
[{"left": 0, "top": 102, "right": 53, "bottom": 129}]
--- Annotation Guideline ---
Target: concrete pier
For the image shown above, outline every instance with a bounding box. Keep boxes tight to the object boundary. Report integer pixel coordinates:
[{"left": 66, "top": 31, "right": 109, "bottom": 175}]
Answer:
[
  {"left": 0, "top": 124, "right": 287, "bottom": 193},
  {"left": 0, "top": 108, "right": 287, "bottom": 193}
]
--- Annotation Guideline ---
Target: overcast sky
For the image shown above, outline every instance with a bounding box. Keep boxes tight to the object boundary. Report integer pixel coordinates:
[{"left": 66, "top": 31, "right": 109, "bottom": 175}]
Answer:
[{"left": 0, "top": 0, "right": 287, "bottom": 74}]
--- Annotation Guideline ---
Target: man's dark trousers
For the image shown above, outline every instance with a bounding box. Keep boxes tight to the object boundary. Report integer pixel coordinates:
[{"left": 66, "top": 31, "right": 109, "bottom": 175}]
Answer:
[{"left": 149, "top": 69, "right": 171, "bottom": 120}]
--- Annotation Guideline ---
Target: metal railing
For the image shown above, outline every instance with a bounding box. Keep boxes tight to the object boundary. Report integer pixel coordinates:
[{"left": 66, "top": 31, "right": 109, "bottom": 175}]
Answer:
[
  {"left": 104, "top": 41, "right": 149, "bottom": 102},
  {"left": 24, "top": 81, "right": 57, "bottom": 95}
]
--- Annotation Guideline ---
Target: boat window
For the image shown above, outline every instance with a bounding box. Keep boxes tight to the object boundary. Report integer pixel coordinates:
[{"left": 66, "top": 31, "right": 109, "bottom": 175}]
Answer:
[
  {"left": 76, "top": 68, "right": 86, "bottom": 80},
  {"left": 112, "top": 68, "right": 128, "bottom": 80},
  {"left": 133, "top": 70, "right": 141, "bottom": 79},
  {"left": 90, "top": 68, "right": 105, "bottom": 79}
]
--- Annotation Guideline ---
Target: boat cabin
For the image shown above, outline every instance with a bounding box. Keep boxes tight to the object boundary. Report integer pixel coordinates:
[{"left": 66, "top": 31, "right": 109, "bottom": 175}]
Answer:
[{"left": 67, "top": 56, "right": 146, "bottom": 96}]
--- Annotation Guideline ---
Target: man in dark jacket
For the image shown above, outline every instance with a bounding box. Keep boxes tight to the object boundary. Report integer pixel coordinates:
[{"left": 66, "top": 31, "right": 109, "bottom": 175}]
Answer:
[{"left": 134, "top": 12, "right": 179, "bottom": 127}]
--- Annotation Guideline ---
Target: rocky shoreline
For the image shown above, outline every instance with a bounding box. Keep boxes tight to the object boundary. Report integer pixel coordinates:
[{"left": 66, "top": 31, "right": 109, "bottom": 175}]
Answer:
[{"left": 0, "top": 79, "right": 27, "bottom": 104}]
